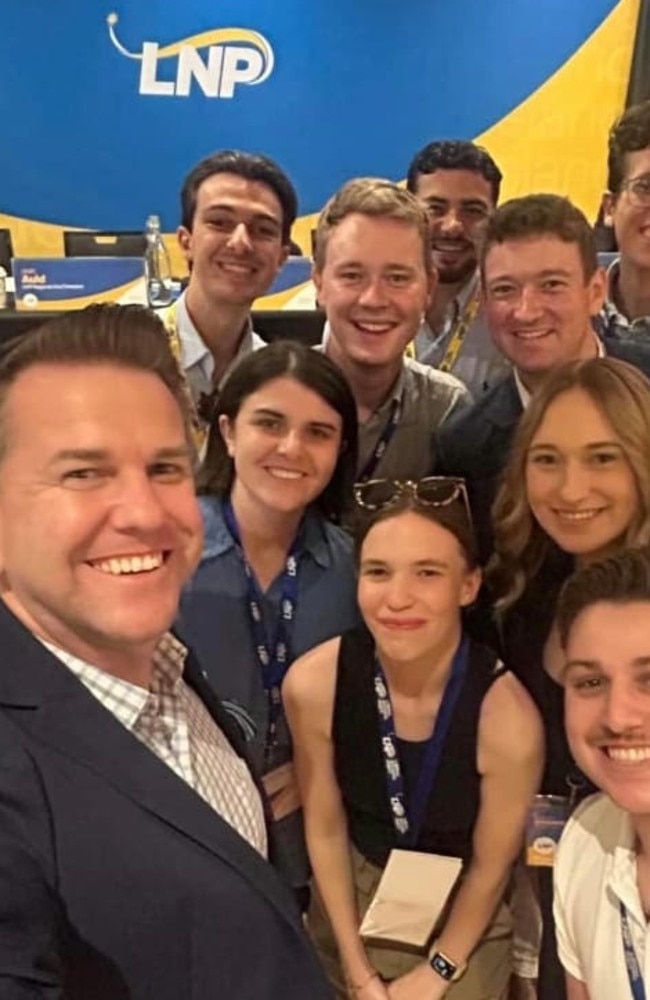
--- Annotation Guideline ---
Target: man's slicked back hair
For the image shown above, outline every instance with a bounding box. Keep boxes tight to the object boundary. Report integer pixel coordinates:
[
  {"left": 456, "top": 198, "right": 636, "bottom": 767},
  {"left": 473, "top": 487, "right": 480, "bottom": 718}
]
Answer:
[
  {"left": 180, "top": 149, "right": 298, "bottom": 242},
  {"left": 480, "top": 193, "right": 598, "bottom": 282},
  {"left": 0, "top": 303, "right": 193, "bottom": 461},
  {"left": 406, "top": 139, "right": 502, "bottom": 204}
]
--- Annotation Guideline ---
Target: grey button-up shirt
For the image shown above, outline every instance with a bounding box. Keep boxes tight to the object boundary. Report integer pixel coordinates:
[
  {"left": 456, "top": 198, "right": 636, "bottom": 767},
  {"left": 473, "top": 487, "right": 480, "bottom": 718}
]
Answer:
[
  {"left": 415, "top": 271, "right": 510, "bottom": 397},
  {"left": 356, "top": 357, "right": 471, "bottom": 480}
]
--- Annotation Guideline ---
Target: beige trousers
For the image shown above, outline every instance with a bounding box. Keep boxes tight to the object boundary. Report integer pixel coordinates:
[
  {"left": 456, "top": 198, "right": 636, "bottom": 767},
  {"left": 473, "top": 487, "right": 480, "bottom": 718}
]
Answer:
[{"left": 308, "top": 845, "right": 512, "bottom": 1000}]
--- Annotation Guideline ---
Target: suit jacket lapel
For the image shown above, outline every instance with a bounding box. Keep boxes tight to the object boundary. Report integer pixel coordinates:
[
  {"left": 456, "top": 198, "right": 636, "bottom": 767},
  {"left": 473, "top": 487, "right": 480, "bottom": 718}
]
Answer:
[
  {"left": 0, "top": 602, "right": 298, "bottom": 930},
  {"left": 489, "top": 373, "right": 523, "bottom": 429}
]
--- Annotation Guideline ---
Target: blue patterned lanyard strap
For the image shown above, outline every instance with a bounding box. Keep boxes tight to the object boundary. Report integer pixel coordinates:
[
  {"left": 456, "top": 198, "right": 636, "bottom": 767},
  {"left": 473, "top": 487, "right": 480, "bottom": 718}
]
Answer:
[
  {"left": 373, "top": 637, "right": 469, "bottom": 847},
  {"left": 223, "top": 500, "right": 301, "bottom": 759},
  {"left": 358, "top": 388, "right": 405, "bottom": 483},
  {"left": 620, "top": 902, "right": 647, "bottom": 1000}
]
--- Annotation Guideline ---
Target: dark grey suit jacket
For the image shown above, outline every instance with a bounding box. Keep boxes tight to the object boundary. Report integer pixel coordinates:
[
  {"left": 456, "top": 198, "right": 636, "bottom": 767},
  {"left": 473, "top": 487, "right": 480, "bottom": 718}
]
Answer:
[
  {"left": 436, "top": 339, "right": 650, "bottom": 560},
  {"left": 0, "top": 601, "right": 332, "bottom": 1000}
]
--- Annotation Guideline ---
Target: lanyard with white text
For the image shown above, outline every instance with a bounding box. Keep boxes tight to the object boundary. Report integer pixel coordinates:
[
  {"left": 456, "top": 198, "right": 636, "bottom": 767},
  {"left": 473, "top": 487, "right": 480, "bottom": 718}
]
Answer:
[
  {"left": 620, "top": 902, "right": 647, "bottom": 1000},
  {"left": 439, "top": 291, "right": 481, "bottom": 373},
  {"left": 374, "top": 637, "right": 469, "bottom": 846},
  {"left": 222, "top": 500, "right": 301, "bottom": 758},
  {"left": 358, "top": 388, "right": 405, "bottom": 483}
]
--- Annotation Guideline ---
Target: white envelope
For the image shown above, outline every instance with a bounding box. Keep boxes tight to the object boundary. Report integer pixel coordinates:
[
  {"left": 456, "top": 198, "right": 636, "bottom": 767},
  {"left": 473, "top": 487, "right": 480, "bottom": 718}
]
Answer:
[{"left": 359, "top": 849, "right": 462, "bottom": 950}]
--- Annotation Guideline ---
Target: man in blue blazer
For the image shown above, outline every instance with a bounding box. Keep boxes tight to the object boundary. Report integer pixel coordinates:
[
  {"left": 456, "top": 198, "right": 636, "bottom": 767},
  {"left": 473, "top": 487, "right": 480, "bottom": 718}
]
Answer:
[
  {"left": 0, "top": 304, "right": 332, "bottom": 1000},
  {"left": 436, "top": 194, "right": 650, "bottom": 560}
]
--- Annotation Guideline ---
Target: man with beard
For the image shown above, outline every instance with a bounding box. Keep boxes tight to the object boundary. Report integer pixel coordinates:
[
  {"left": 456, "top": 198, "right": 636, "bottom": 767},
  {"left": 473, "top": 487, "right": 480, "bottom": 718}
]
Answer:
[{"left": 407, "top": 140, "right": 511, "bottom": 397}]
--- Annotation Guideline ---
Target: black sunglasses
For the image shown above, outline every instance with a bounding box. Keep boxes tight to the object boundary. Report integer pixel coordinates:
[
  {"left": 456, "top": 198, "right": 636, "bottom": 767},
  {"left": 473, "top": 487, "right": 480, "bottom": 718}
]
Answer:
[{"left": 354, "top": 476, "right": 471, "bottom": 524}]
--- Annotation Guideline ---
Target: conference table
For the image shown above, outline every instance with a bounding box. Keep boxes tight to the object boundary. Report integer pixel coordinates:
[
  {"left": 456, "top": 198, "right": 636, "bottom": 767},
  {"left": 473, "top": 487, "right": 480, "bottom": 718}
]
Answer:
[{"left": 0, "top": 305, "right": 326, "bottom": 352}]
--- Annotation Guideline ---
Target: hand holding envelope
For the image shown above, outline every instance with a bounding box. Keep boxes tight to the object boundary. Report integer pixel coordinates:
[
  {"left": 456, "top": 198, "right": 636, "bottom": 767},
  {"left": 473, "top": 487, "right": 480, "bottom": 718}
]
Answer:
[{"left": 359, "top": 849, "right": 462, "bottom": 951}]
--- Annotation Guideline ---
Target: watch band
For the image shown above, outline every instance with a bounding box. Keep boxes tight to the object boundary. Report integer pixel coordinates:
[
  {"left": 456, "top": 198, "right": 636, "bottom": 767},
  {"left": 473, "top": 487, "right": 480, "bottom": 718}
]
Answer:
[{"left": 429, "top": 948, "right": 467, "bottom": 983}]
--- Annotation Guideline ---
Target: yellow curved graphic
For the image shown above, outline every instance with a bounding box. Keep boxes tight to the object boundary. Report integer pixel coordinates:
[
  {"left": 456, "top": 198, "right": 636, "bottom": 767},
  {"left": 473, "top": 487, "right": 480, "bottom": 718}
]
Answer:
[
  {"left": 156, "top": 28, "right": 271, "bottom": 64},
  {"left": 474, "top": 0, "right": 640, "bottom": 218},
  {"left": 0, "top": 0, "right": 640, "bottom": 264}
]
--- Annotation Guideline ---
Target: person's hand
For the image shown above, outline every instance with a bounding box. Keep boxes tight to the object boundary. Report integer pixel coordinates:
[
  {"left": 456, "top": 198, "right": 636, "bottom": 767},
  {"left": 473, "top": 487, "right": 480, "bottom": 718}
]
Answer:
[
  {"left": 387, "top": 962, "right": 449, "bottom": 1000},
  {"left": 348, "top": 971, "right": 390, "bottom": 1000}
]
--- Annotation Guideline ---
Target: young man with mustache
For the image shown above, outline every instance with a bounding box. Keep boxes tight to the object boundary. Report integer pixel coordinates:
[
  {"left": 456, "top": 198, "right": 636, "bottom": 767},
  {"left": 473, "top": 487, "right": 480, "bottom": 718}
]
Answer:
[{"left": 554, "top": 547, "right": 650, "bottom": 1000}]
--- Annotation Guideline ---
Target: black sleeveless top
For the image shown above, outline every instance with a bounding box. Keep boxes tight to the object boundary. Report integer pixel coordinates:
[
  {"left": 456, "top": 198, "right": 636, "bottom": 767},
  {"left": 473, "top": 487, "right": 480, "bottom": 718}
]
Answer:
[{"left": 333, "top": 626, "right": 505, "bottom": 868}]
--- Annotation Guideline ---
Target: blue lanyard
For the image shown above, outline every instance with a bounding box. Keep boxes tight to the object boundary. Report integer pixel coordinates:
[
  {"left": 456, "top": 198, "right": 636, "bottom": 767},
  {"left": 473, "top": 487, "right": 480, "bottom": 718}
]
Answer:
[
  {"left": 358, "top": 388, "right": 405, "bottom": 483},
  {"left": 222, "top": 500, "right": 301, "bottom": 757},
  {"left": 373, "top": 637, "right": 469, "bottom": 847},
  {"left": 620, "top": 902, "right": 647, "bottom": 1000}
]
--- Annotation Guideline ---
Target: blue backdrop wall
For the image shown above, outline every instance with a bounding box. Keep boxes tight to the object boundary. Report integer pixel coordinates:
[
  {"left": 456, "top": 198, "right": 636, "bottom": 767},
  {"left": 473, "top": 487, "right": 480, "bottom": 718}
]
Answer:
[{"left": 0, "top": 0, "right": 640, "bottom": 272}]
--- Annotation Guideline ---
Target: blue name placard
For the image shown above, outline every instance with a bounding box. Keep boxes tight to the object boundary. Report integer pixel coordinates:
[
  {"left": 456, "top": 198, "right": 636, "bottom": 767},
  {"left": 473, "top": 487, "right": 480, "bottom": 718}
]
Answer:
[
  {"left": 12, "top": 257, "right": 146, "bottom": 311},
  {"left": 255, "top": 257, "right": 314, "bottom": 310}
]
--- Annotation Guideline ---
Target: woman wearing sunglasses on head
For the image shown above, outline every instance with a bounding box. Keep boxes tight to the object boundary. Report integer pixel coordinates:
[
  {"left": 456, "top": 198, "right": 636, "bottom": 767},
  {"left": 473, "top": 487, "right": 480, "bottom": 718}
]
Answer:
[
  {"left": 284, "top": 478, "right": 543, "bottom": 1000},
  {"left": 487, "top": 356, "right": 650, "bottom": 1000},
  {"left": 176, "top": 341, "right": 360, "bottom": 899}
]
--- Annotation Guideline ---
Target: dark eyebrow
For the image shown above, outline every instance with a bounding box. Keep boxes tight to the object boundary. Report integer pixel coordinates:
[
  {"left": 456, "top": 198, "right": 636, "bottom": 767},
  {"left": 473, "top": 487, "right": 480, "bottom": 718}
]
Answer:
[
  {"left": 528, "top": 440, "right": 623, "bottom": 453},
  {"left": 48, "top": 445, "right": 192, "bottom": 465},
  {"left": 563, "top": 656, "right": 650, "bottom": 677},
  {"left": 252, "top": 408, "right": 339, "bottom": 434},
  {"left": 202, "top": 204, "right": 280, "bottom": 225},
  {"left": 150, "top": 446, "right": 195, "bottom": 461},
  {"left": 307, "top": 420, "right": 340, "bottom": 433},
  {"left": 424, "top": 197, "right": 489, "bottom": 208},
  {"left": 487, "top": 268, "right": 573, "bottom": 285},
  {"left": 564, "top": 659, "right": 599, "bottom": 673},
  {"left": 360, "top": 558, "right": 449, "bottom": 569}
]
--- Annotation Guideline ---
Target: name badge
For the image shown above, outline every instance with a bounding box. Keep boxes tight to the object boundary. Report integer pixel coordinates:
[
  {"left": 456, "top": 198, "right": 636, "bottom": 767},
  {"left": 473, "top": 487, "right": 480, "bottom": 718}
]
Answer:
[{"left": 526, "top": 795, "right": 570, "bottom": 867}]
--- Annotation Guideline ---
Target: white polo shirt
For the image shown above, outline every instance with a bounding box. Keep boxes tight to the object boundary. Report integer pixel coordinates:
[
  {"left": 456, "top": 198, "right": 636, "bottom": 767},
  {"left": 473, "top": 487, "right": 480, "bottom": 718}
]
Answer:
[{"left": 554, "top": 793, "right": 650, "bottom": 1000}]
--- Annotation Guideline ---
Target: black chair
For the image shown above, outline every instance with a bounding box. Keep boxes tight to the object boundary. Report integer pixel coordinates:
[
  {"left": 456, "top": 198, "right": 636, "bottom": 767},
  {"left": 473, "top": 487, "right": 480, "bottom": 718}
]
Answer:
[
  {"left": 63, "top": 230, "right": 146, "bottom": 258},
  {"left": 252, "top": 310, "right": 325, "bottom": 346},
  {"left": 0, "top": 229, "right": 14, "bottom": 274}
]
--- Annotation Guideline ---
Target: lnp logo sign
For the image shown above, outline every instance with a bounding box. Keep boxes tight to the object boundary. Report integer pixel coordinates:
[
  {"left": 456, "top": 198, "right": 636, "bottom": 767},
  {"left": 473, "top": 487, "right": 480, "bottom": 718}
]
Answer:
[{"left": 106, "top": 13, "right": 274, "bottom": 99}]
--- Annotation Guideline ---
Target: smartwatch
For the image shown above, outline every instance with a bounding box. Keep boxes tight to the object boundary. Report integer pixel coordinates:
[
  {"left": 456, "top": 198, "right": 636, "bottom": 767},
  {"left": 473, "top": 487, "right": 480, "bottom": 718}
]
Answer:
[{"left": 429, "top": 948, "right": 467, "bottom": 983}]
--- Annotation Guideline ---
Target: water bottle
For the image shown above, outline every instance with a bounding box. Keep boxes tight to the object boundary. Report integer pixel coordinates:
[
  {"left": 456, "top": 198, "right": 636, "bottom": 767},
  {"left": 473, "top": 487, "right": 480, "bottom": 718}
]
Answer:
[{"left": 144, "top": 214, "right": 173, "bottom": 308}]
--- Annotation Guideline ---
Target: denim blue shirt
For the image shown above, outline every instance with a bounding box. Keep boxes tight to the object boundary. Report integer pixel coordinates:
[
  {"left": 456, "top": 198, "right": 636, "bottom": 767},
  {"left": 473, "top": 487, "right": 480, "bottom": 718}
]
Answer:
[{"left": 177, "top": 497, "right": 359, "bottom": 887}]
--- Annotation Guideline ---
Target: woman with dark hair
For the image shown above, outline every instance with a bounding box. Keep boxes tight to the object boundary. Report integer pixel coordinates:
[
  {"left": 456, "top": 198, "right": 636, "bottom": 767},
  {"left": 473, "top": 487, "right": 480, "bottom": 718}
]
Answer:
[
  {"left": 177, "top": 340, "right": 360, "bottom": 897},
  {"left": 284, "top": 479, "right": 542, "bottom": 1000}
]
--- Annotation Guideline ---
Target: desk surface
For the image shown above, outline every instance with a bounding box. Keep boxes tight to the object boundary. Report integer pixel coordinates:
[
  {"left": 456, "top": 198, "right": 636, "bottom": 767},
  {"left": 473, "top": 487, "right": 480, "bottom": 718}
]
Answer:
[{"left": 0, "top": 308, "right": 326, "bottom": 352}]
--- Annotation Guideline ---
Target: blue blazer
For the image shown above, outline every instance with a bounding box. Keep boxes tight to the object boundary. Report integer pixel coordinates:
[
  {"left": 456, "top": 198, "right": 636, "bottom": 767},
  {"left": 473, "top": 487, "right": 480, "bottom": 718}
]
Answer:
[
  {"left": 436, "top": 339, "right": 650, "bottom": 560},
  {"left": 0, "top": 601, "right": 332, "bottom": 1000}
]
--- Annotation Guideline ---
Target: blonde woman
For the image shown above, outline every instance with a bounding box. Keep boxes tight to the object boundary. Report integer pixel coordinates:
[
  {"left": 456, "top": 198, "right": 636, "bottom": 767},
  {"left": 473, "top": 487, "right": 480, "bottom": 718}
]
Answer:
[{"left": 487, "top": 356, "right": 650, "bottom": 1000}]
